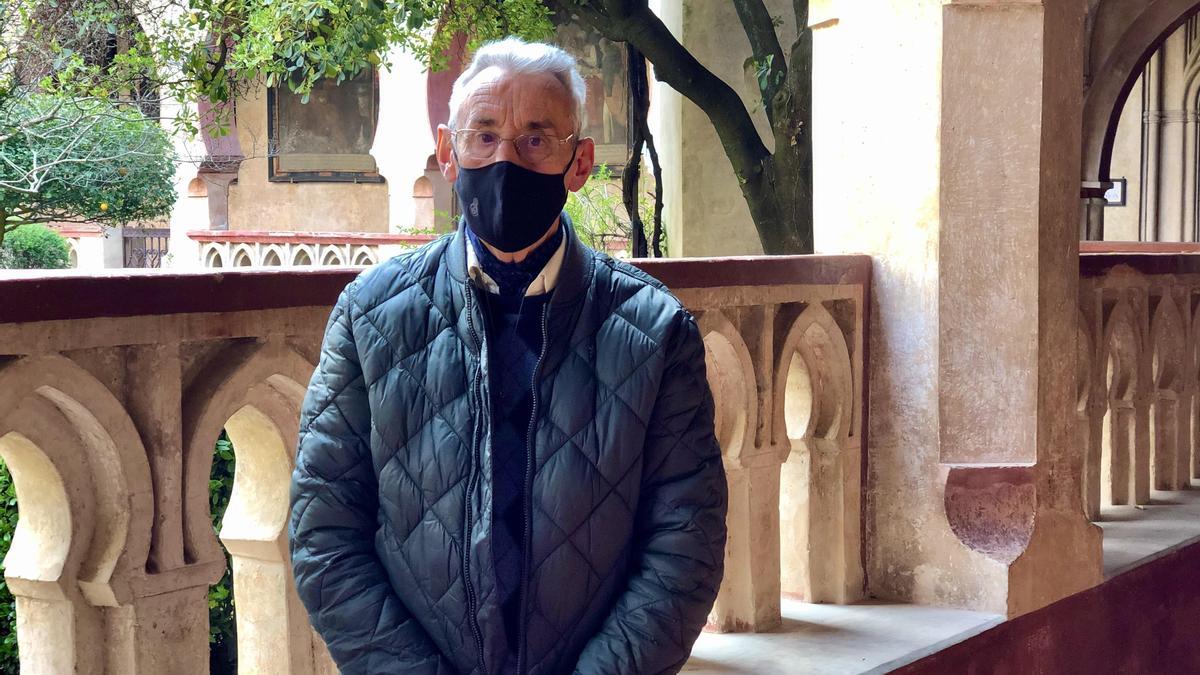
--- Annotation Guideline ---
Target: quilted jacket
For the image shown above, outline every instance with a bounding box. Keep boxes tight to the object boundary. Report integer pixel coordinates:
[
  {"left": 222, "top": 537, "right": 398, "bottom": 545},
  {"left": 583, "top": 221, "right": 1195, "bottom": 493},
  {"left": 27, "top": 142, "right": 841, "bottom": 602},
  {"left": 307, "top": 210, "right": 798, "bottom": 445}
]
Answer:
[{"left": 288, "top": 213, "right": 728, "bottom": 675}]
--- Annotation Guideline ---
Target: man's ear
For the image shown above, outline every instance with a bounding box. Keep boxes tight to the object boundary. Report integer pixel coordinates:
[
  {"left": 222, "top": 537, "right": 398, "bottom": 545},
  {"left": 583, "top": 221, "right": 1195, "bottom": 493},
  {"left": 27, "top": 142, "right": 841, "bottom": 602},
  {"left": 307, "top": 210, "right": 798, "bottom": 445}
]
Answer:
[
  {"left": 566, "top": 137, "right": 596, "bottom": 193},
  {"left": 436, "top": 124, "right": 458, "bottom": 183}
]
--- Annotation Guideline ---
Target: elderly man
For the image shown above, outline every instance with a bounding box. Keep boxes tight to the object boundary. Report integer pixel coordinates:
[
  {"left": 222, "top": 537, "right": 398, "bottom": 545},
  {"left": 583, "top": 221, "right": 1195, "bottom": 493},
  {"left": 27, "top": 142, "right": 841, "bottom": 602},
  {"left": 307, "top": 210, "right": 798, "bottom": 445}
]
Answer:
[{"left": 289, "top": 38, "right": 727, "bottom": 675}]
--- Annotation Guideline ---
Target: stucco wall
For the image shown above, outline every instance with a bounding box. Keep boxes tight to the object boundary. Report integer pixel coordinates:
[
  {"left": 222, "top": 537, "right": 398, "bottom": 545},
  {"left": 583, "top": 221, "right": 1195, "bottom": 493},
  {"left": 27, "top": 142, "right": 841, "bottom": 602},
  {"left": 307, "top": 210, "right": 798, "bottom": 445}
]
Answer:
[{"left": 1105, "top": 70, "right": 1143, "bottom": 241}]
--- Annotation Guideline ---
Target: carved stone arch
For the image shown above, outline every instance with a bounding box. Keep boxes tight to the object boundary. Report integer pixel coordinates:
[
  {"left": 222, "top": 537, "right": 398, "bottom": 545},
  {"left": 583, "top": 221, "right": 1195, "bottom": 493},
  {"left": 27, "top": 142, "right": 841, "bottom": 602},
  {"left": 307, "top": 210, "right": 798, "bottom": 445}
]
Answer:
[
  {"left": 0, "top": 355, "right": 155, "bottom": 672},
  {"left": 1148, "top": 291, "right": 1190, "bottom": 490},
  {"left": 773, "top": 304, "right": 861, "bottom": 604},
  {"left": 232, "top": 243, "right": 256, "bottom": 267},
  {"left": 1100, "top": 296, "right": 1148, "bottom": 506},
  {"left": 180, "top": 340, "right": 319, "bottom": 674},
  {"left": 1078, "top": 308, "right": 1106, "bottom": 521},
  {"left": 1101, "top": 297, "right": 1143, "bottom": 401},
  {"left": 1150, "top": 292, "right": 1186, "bottom": 392},
  {"left": 774, "top": 303, "right": 855, "bottom": 446},
  {"left": 352, "top": 246, "right": 377, "bottom": 266},
  {"left": 320, "top": 246, "right": 346, "bottom": 266},
  {"left": 261, "top": 244, "right": 285, "bottom": 267},
  {"left": 205, "top": 244, "right": 227, "bottom": 268},
  {"left": 0, "top": 355, "right": 153, "bottom": 599},
  {"left": 292, "top": 244, "right": 316, "bottom": 266},
  {"left": 1083, "top": 0, "right": 1200, "bottom": 182},
  {"left": 181, "top": 340, "right": 314, "bottom": 565},
  {"left": 1191, "top": 295, "right": 1200, "bottom": 383},
  {"left": 696, "top": 310, "right": 757, "bottom": 463}
]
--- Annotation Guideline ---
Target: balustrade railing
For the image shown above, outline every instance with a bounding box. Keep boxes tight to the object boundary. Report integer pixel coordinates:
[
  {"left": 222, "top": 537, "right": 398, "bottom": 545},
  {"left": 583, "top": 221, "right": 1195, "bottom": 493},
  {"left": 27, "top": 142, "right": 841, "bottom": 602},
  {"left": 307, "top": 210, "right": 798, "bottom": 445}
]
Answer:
[
  {"left": 0, "top": 250, "right": 869, "bottom": 672},
  {"left": 1078, "top": 243, "right": 1200, "bottom": 523}
]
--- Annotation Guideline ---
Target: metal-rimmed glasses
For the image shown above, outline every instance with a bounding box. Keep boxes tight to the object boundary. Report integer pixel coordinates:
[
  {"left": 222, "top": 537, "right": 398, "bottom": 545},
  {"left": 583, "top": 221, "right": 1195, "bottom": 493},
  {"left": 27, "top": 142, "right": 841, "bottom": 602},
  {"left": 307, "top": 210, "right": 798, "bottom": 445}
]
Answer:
[{"left": 450, "top": 129, "right": 577, "bottom": 169}]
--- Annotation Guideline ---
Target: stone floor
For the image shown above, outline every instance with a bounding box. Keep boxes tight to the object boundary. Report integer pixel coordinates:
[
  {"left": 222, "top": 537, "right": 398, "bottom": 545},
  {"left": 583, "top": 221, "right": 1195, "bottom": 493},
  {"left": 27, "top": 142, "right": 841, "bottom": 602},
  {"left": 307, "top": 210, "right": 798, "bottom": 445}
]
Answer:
[
  {"left": 685, "top": 481, "right": 1200, "bottom": 674},
  {"left": 683, "top": 600, "right": 1002, "bottom": 674},
  {"left": 1097, "top": 479, "right": 1200, "bottom": 577}
]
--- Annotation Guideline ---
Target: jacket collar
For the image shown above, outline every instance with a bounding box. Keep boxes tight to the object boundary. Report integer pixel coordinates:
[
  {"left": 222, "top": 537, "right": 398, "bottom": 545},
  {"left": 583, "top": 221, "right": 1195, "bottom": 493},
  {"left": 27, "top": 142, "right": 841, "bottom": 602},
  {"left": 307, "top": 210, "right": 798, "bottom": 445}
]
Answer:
[
  {"left": 465, "top": 223, "right": 566, "bottom": 296},
  {"left": 446, "top": 210, "right": 594, "bottom": 307}
]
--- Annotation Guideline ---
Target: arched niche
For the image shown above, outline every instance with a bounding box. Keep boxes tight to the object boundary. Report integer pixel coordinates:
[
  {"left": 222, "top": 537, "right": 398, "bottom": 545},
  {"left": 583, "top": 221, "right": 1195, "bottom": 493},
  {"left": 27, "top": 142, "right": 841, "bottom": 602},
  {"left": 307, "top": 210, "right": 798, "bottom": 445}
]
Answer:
[
  {"left": 1100, "top": 299, "right": 1144, "bottom": 508},
  {"left": 206, "top": 245, "right": 227, "bottom": 268},
  {"left": 1084, "top": 0, "right": 1200, "bottom": 183},
  {"left": 320, "top": 247, "right": 345, "bottom": 266},
  {"left": 180, "top": 341, "right": 319, "bottom": 674},
  {"left": 696, "top": 310, "right": 762, "bottom": 633},
  {"left": 292, "top": 246, "right": 314, "bottom": 266},
  {"left": 773, "top": 304, "right": 858, "bottom": 604},
  {"left": 233, "top": 245, "right": 255, "bottom": 267},
  {"left": 1150, "top": 294, "right": 1188, "bottom": 490},
  {"left": 352, "top": 247, "right": 376, "bottom": 266},
  {"left": 262, "top": 246, "right": 284, "bottom": 267},
  {"left": 0, "top": 355, "right": 155, "bottom": 673},
  {"left": 697, "top": 310, "right": 757, "bottom": 463}
]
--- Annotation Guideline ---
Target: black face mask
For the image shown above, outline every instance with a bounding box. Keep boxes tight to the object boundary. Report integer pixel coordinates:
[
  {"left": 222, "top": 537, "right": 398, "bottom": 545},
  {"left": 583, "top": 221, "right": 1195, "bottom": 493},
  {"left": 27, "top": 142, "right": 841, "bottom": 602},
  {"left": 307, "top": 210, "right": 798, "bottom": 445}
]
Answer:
[{"left": 454, "top": 149, "right": 576, "bottom": 253}]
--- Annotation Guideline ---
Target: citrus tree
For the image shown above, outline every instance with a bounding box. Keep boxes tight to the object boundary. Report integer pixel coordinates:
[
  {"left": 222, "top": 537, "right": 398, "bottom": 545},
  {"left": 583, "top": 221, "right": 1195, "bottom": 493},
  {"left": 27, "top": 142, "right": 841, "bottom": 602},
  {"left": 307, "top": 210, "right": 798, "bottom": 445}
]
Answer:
[{"left": 0, "top": 95, "right": 177, "bottom": 244}]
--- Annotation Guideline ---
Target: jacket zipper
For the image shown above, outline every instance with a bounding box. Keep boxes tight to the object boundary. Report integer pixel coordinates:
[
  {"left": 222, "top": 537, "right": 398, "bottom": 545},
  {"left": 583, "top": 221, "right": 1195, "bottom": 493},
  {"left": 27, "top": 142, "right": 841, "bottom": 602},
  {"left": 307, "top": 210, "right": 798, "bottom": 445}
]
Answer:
[
  {"left": 516, "top": 303, "right": 550, "bottom": 675},
  {"left": 462, "top": 283, "right": 487, "bottom": 673}
]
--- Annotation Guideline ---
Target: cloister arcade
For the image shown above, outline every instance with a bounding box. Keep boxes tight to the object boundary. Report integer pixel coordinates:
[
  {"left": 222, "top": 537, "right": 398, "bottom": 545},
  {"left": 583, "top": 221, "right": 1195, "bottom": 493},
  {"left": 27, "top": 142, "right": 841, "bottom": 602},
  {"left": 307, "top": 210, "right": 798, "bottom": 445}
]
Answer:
[{"left": 4, "top": 0, "right": 1200, "bottom": 673}]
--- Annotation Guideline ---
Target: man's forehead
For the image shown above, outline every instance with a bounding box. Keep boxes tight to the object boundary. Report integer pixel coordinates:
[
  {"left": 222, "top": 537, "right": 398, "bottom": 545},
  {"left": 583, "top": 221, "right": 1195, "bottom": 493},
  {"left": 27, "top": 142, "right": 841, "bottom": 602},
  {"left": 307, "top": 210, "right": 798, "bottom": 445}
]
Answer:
[{"left": 460, "top": 67, "right": 574, "bottom": 131}]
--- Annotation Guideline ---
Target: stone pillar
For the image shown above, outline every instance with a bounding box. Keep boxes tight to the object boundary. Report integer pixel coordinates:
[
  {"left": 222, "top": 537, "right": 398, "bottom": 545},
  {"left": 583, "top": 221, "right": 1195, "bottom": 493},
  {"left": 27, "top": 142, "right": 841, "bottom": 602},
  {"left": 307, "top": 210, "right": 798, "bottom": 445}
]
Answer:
[
  {"left": 812, "top": 0, "right": 1102, "bottom": 616},
  {"left": 121, "top": 342, "right": 222, "bottom": 671},
  {"left": 1107, "top": 402, "right": 1135, "bottom": 506},
  {"left": 1133, "top": 392, "right": 1153, "bottom": 504},
  {"left": 710, "top": 461, "right": 783, "bottom": 632},
  {"left": 108, "top": 584, "right": 216, "bottom": 673},
  {"left": 1143, "top": 51, "right": 1163, "bottom": 241},
  {"left": 1080, "top": 182, "right": 1109, "bottom": 240},
  {"left": 1154, "top": 28, "right": 1188, "bottom": 242},
  {"left": 1152, "top": 392, "right": 1179, "bottom": 491},
  {"left": 1082, "top": 400, "right": 1105, "bottom": 521}
]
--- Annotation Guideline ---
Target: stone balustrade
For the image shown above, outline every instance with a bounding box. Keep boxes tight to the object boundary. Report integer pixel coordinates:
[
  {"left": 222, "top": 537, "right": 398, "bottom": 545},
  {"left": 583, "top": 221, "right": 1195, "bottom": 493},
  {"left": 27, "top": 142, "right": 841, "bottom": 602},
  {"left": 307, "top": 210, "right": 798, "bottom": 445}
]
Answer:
[
  {"left": 1078, "top": 243, "right": 1200, "bottom": 521},
  {"left": 187, "top": 230, "right": 437, "bottom": 268},
  {"left": 0, "top": 251, "right": 869, "bottom": 672}
]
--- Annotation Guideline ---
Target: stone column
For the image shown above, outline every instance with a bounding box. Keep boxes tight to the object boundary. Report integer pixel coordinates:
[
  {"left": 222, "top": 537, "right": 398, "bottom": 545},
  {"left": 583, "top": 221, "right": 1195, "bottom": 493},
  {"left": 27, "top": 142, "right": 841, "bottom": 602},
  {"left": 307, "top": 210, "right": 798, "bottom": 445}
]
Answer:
[
  {"left": 1154, "top": 28, "right": 1189, "bottom": 242},
  {"left": 1080, "top": 182, "right": 1109, "bottom": 240},
  {"left": 1133, "top": 391, "right": 1154, "bottom": 505},
  {"left": 120, "top": 342, "right": 222, "bottom": 672},
  {"left": 710, "top": 461, "right": 783, "bottom": 632},
  {"left": 812, "top": 0, "right": 1102, "bottom": 617},
  {"left": 1143, "top": 51, "right": 1163, "bottom": 241},
  {"left": 1082, "top": 400, "right": 1106, "bottom": 521},
  {"left": 701, "top": 305, "right": 785, "bottom": 633}
]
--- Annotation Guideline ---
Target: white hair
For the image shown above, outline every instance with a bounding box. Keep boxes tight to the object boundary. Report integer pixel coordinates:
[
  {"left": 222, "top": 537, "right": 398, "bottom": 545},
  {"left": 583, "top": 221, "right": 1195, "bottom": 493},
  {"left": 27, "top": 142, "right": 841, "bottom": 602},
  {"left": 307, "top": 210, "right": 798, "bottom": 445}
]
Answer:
[{"left": 447, "top": 37, "right": 587, "bottom": 133}]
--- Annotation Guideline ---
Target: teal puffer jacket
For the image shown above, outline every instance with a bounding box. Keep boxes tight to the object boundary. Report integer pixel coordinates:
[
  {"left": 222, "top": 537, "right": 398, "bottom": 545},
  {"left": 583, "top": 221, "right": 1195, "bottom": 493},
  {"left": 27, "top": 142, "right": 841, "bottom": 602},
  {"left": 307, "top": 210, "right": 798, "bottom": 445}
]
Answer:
[{"left": 288, "top": 214, "right": 727, "bottom": 675}]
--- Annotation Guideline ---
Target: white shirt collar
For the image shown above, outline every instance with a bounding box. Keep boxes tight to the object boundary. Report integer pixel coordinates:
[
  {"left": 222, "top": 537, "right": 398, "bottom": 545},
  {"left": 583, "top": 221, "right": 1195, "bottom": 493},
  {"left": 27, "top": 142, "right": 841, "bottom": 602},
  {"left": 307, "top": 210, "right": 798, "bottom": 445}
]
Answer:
[{"left": 465, "top": 224, "right": 567, "bottom": 297}]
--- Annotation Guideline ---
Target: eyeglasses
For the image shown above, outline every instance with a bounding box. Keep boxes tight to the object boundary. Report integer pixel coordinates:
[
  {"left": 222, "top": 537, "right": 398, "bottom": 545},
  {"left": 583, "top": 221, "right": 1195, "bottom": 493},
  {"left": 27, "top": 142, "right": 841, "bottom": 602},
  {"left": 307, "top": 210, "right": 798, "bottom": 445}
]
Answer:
[{"left": 450, "top": 129, "right": 576, "bottom": 168}]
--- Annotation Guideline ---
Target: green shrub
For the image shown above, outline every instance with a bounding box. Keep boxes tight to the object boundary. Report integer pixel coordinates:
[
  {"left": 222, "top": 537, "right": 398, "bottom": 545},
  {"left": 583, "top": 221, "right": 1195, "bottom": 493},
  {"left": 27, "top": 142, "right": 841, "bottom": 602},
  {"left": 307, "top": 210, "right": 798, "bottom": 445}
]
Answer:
[
  {"left": 0, "top": 225, "right": 70, "bottom": 270},
  {"left": 0, "top": 460, "right": 17, "bottom": 674},
  {"left": 209, "top": 431, "right": 237, "bottom": 675},
  {"left": 565, "top": 164, "right": 661, "bottom": 257}
]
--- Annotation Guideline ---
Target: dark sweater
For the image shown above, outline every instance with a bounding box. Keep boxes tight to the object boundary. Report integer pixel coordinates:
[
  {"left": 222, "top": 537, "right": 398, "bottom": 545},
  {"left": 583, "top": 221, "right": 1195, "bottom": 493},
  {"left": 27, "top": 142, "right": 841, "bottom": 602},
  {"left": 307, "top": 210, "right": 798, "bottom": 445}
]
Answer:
[{"left": 466, "top": 223, "right": 563, "bottom": 670}]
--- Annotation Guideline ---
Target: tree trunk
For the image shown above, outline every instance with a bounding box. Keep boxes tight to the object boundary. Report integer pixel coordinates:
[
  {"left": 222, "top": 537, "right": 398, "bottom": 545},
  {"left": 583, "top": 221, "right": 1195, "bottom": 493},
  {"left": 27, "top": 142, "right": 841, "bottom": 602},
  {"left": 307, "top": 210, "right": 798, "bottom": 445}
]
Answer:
[{"left": 558, "top": 0, "right": 814, "bottom": 254}]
